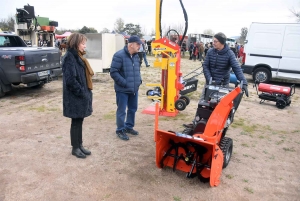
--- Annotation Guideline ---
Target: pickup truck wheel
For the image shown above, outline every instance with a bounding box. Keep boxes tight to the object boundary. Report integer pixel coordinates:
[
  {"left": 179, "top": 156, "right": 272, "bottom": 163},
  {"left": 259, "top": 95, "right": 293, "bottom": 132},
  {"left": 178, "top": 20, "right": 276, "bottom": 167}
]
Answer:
[
  {"left": 0, "top": 86, "right": 5, "bottom": 98},
  {"left": 253, "top": 67, "right": 271, "bottom": 83}
]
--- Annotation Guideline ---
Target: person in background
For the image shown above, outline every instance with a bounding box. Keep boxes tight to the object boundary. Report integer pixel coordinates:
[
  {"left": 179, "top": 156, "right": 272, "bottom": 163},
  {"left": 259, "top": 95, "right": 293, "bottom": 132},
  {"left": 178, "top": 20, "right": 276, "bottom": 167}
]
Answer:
[
  {"left": 230, "top": 44, "right": 237, "bottom": 58},
  {"left": 188, "top": 41, "right": 194, "bottom": 60},
  {"left": 143, "top": 40, "right": 150, "bottom": 67},
  {"left": 62, "top": 33, "right": 94, "bottom": 159},
  {"left": 181, "top": 41, "right": 187, "bottom": 57},
  {"left": 110, "top": 35, "right": 143, "bottom": 141},
  {"left": 147, "top": 40, "right": 152, "bottom": 55},
  {"left": 238, "top": 45, "right": 246, "bottom": 65},
  {"left": 204, "top": 42, "right": 209, "bottom": 58},
  {"left": 198, "top": 42, "right": 204, "bottom": 62},
  {"left": 192, "top": 42, "right": 198, "bottom": 61},
  {"left": 137, "top": 41, "right": 150, "bottom": 67}
]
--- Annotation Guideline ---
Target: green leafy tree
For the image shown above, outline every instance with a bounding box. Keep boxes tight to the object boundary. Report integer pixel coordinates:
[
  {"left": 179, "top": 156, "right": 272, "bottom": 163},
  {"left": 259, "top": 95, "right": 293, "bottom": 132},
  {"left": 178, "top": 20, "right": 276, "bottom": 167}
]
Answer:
[
  {"left": 122, "top": 23, "right": 143, "bottom": 37},
  {"left": 79, "top": 26, "right": 98, "bottom": 34},
  {"left": 0, "top": 15, "right": 15, "bottom": 32}
]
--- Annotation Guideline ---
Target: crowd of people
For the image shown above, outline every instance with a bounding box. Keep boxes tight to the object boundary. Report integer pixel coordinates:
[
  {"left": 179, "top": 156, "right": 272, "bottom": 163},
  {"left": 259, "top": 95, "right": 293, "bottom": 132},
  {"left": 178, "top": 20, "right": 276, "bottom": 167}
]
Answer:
[{"left": 186, "top": 40, "right": 245, "bottom": 64}]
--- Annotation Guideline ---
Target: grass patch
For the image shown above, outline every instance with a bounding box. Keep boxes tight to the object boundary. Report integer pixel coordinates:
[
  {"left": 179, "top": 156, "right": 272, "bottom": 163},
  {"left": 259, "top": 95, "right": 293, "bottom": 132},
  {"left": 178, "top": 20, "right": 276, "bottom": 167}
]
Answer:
[
  {"left": 244, "top": 187, "right": 254, "bottom": 194},
  {"left": 29, "top": 105, "right": 46, "bottom": 112},
  {"left": 231, "top": 118, "right": 245, "bottom": 128},
  {"left": 243, "top": 179, "right": 249, "bottom": 183},
  {"left": 103, "top": 111, "right": 115, "bottom": 120},
  {"left": 103, "top": 194, "right": 111, "bottom": 199},
  {"left": 268, "top": 155, "right": 275, "bottom": 160},
  {"left": 241, "top": 143, "right": 249, "bottom": 147},
  {"left": 283, "top": 147, "right": 295, "bottom": 152},
  {"left": 173, "top": 196, "right": 181, "bottom": 201},
  {"left": 243, "top": 124, "right": 257, "bottom": 133},
  {"left": 231, "top": 118, "right": 257, "bottom": 133},
  {"left": 226, "top": 174, "right": 234, "bottom": 179},
  {"left": 276, "top": 140, "right": 284, "bottom": 145}
]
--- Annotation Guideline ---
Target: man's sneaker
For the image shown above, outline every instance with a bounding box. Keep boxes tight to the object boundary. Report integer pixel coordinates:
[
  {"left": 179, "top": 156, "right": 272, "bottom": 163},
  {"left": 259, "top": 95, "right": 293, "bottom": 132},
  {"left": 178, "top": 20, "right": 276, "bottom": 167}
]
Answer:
[
  {"left": 116, "top": 130, "right": 129, "bottom": 141},
  {"left": 124, "top": 128, "right": 139, "bottom": 135}
]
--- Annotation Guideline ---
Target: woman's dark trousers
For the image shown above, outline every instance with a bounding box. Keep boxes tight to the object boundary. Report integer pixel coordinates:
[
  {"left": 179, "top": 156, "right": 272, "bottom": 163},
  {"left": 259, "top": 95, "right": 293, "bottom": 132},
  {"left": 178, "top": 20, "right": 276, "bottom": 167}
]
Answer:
[{"left": 70, "top": 118, "right": 84, "bottom": 148}]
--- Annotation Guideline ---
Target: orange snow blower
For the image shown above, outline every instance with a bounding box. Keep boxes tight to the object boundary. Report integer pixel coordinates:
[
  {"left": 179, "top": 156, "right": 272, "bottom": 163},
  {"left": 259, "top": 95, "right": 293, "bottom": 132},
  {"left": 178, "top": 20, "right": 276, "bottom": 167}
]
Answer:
[{"left": 154, "top": 81, "right": 244, "bottom": 187}]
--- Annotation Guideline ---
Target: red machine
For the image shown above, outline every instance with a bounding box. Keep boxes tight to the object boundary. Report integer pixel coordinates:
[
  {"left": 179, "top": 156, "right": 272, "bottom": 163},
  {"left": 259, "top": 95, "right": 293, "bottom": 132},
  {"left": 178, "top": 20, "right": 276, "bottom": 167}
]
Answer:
[
  {"left": 154, "top": 82, "right": 244, "bottom": 187},
  {"left": 254, "top": 81, "right": 295, "bottom": 109}
]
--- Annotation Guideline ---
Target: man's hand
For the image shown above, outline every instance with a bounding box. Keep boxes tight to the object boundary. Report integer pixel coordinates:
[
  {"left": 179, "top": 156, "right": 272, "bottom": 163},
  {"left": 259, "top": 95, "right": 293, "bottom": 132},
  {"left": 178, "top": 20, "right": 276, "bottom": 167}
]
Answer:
[{"left": 242, "top": 84, "right": 249, "bottom": 97}]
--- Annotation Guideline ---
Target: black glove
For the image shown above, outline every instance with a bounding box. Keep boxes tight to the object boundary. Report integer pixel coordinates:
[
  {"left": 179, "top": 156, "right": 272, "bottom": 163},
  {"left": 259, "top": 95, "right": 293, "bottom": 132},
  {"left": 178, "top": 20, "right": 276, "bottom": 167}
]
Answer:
[{"left": 242, "top": 84, "right": 249, "bottom": 97}]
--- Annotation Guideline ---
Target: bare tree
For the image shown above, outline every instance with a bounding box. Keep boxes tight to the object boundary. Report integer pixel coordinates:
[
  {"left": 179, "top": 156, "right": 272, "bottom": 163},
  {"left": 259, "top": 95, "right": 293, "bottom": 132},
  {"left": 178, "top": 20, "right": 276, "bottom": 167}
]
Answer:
[
  {"left": 171, "top": 23, "right": 184, "bottom": 35},
  {"left": 114, "top": 18, "right": 125, "bottom": 33},
  {"left": 141, "top": 25, "right": 148, "bottom": 36},
  {"left": 203, "top": 29, "right": 214, "bottom": 36},
  {"left": 100, "top": 28, "right": 110, "bottom": 33},
  {"left": 290, "top": 8, "right": 300, "bottom": 22},
  {"left": 150, "top": 28, "right": 155, "bottom": 36},
  {"left": 0, "top": 15, "right": 15, "bottom": 32},
  {"left": 238, "top": 27, "right": 248, "bottom": 44},
  {"left": 161, "top": 23, "right": 168, "bottom": 37}
]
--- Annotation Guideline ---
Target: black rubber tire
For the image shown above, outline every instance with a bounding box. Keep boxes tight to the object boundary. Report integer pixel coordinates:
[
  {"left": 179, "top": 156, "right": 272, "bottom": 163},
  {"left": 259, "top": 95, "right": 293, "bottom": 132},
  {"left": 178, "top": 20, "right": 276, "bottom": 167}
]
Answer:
[
  {"left": 0, "top": 86, "right": 5, "bottom": 98},
  {"left": 175, "top": 99, "right": 186, "bottom": 111},
  {"left": 253, "top": 67, "right": 271, "bottom": 83},
  {"left": 219, "top": 137, "right": 233, "bottom": 168},
  {"left": 180, "top": 95, "right": 190, "bottom": 105},
  {"left": 276, "top": 99, "right": 286, "bottom": 109}
]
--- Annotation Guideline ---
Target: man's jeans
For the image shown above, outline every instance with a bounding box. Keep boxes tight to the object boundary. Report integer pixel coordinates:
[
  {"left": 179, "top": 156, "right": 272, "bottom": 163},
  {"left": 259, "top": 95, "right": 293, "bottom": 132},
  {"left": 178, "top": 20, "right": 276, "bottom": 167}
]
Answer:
[
  {"left": 116, "top": 91, "right": 138, "bottom": 132},
  {"left": 143, "top": 52, "right": 149, "bottom": 66}
]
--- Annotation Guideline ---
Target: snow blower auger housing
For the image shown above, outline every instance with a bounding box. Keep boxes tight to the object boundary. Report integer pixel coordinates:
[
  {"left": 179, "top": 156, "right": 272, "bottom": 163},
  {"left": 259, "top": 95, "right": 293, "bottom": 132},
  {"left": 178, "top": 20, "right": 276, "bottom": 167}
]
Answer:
[
  {"left": 154, "top": 82, "right": 243, "bottom": 187},
  {"left": 254, "top": 81, "right": 295, "bottom": 109}
]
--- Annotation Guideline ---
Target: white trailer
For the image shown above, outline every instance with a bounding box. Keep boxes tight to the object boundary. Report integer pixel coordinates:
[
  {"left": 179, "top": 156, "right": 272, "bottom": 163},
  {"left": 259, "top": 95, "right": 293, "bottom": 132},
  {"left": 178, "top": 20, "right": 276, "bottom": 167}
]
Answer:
[{"left": 85, "top": 33, "right": 125, "bottom": 73}]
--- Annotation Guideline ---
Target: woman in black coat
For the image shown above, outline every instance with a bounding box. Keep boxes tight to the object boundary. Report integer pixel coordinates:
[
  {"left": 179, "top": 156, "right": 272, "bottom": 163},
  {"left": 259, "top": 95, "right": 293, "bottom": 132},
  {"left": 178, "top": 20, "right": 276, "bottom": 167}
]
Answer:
[{"left": 62, "top": 33, "right": 94, "bottom": 159}]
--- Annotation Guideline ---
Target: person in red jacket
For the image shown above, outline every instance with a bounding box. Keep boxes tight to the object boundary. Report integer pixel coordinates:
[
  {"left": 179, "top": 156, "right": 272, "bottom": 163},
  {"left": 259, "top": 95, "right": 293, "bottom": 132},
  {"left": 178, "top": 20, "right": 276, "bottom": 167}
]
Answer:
[{"left": 238, "top": 45, "right": 246, "bottom": 65}]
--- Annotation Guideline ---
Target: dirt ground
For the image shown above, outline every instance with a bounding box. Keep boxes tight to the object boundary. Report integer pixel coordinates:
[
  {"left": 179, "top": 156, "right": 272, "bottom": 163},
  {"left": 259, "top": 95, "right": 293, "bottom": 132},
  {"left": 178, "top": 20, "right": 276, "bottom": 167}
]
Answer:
[{"left": 0, "top": 56, "right": 299, "bottom": 201}]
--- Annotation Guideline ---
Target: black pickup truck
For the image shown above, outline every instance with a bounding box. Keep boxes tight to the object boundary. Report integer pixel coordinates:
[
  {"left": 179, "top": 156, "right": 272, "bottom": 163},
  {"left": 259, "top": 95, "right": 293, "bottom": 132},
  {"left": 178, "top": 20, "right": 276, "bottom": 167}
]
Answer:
[{"left": 0, "top": 32, "right": 62, "bottom": 97}]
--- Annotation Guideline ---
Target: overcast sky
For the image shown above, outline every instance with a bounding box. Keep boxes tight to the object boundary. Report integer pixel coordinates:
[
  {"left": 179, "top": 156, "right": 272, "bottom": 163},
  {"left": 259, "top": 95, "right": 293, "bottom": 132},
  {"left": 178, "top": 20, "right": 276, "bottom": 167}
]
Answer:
[{"left": 1, "top": 0, "right": 299, "bottom": 37}]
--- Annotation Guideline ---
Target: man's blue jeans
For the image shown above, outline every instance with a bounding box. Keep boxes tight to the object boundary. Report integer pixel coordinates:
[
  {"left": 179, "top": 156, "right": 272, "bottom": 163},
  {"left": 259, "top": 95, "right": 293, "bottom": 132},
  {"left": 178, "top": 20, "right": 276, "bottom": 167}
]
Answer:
[
  {"left": 143, "top": 52, "right": 149, "bottom": 66},
  {"left": 116, "top": 91, "right": 138, "bottom": 132}
]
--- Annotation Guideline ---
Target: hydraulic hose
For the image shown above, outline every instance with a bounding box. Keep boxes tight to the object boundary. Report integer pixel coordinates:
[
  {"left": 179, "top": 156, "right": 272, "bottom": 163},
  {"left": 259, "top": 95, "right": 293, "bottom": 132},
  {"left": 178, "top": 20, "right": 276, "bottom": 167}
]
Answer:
[{"left": 158, "top": 0, "right": 188, "bottom": 45}]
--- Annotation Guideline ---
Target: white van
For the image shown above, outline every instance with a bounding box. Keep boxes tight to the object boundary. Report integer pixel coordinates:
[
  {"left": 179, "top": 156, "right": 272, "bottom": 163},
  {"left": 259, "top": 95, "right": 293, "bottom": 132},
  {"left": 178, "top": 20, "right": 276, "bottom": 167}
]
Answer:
[{"left": 242, "top": 23, "right": 300, "bottom": 83}]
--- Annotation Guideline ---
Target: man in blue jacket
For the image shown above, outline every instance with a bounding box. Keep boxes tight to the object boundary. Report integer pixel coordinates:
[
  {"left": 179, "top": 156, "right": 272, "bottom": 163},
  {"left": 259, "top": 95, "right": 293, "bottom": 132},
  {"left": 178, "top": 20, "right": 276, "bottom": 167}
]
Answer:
[
  {"left": 201, "top": 32, "right": 249, "bottom": 100},
  {"left": 110, "top": 35, "right": 143, "bottom": 141}
]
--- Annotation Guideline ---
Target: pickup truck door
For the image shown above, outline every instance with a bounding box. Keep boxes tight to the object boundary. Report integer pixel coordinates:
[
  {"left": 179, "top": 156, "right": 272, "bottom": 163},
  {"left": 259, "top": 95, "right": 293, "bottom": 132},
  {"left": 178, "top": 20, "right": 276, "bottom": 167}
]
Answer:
[{"left": 277, "top": 25, "right": 300, "bottom": 79}]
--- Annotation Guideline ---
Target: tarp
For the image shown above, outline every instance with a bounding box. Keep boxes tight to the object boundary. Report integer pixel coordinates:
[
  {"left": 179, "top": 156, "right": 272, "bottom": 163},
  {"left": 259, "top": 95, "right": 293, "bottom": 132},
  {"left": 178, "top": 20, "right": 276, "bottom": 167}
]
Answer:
[{"left": 55, "top": 32, "right": 72, "bottom": 39}]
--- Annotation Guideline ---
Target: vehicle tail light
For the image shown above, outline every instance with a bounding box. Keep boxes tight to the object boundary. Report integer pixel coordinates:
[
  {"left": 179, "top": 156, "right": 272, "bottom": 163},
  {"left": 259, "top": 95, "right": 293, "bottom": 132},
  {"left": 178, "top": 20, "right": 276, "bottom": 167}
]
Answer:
[{"left": 15, "top": 56, "right": 26, "bottom": 72}]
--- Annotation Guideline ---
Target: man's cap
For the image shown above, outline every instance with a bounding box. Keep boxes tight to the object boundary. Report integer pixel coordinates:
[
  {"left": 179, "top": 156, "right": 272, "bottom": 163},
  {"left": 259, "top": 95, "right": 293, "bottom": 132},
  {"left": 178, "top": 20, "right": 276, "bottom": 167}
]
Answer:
[
  {"left": 214, "top": 32, "right": 227, "bottom": 45},
  {"left": 128, "top": 35, "right": 142, "bottom": 45}
]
